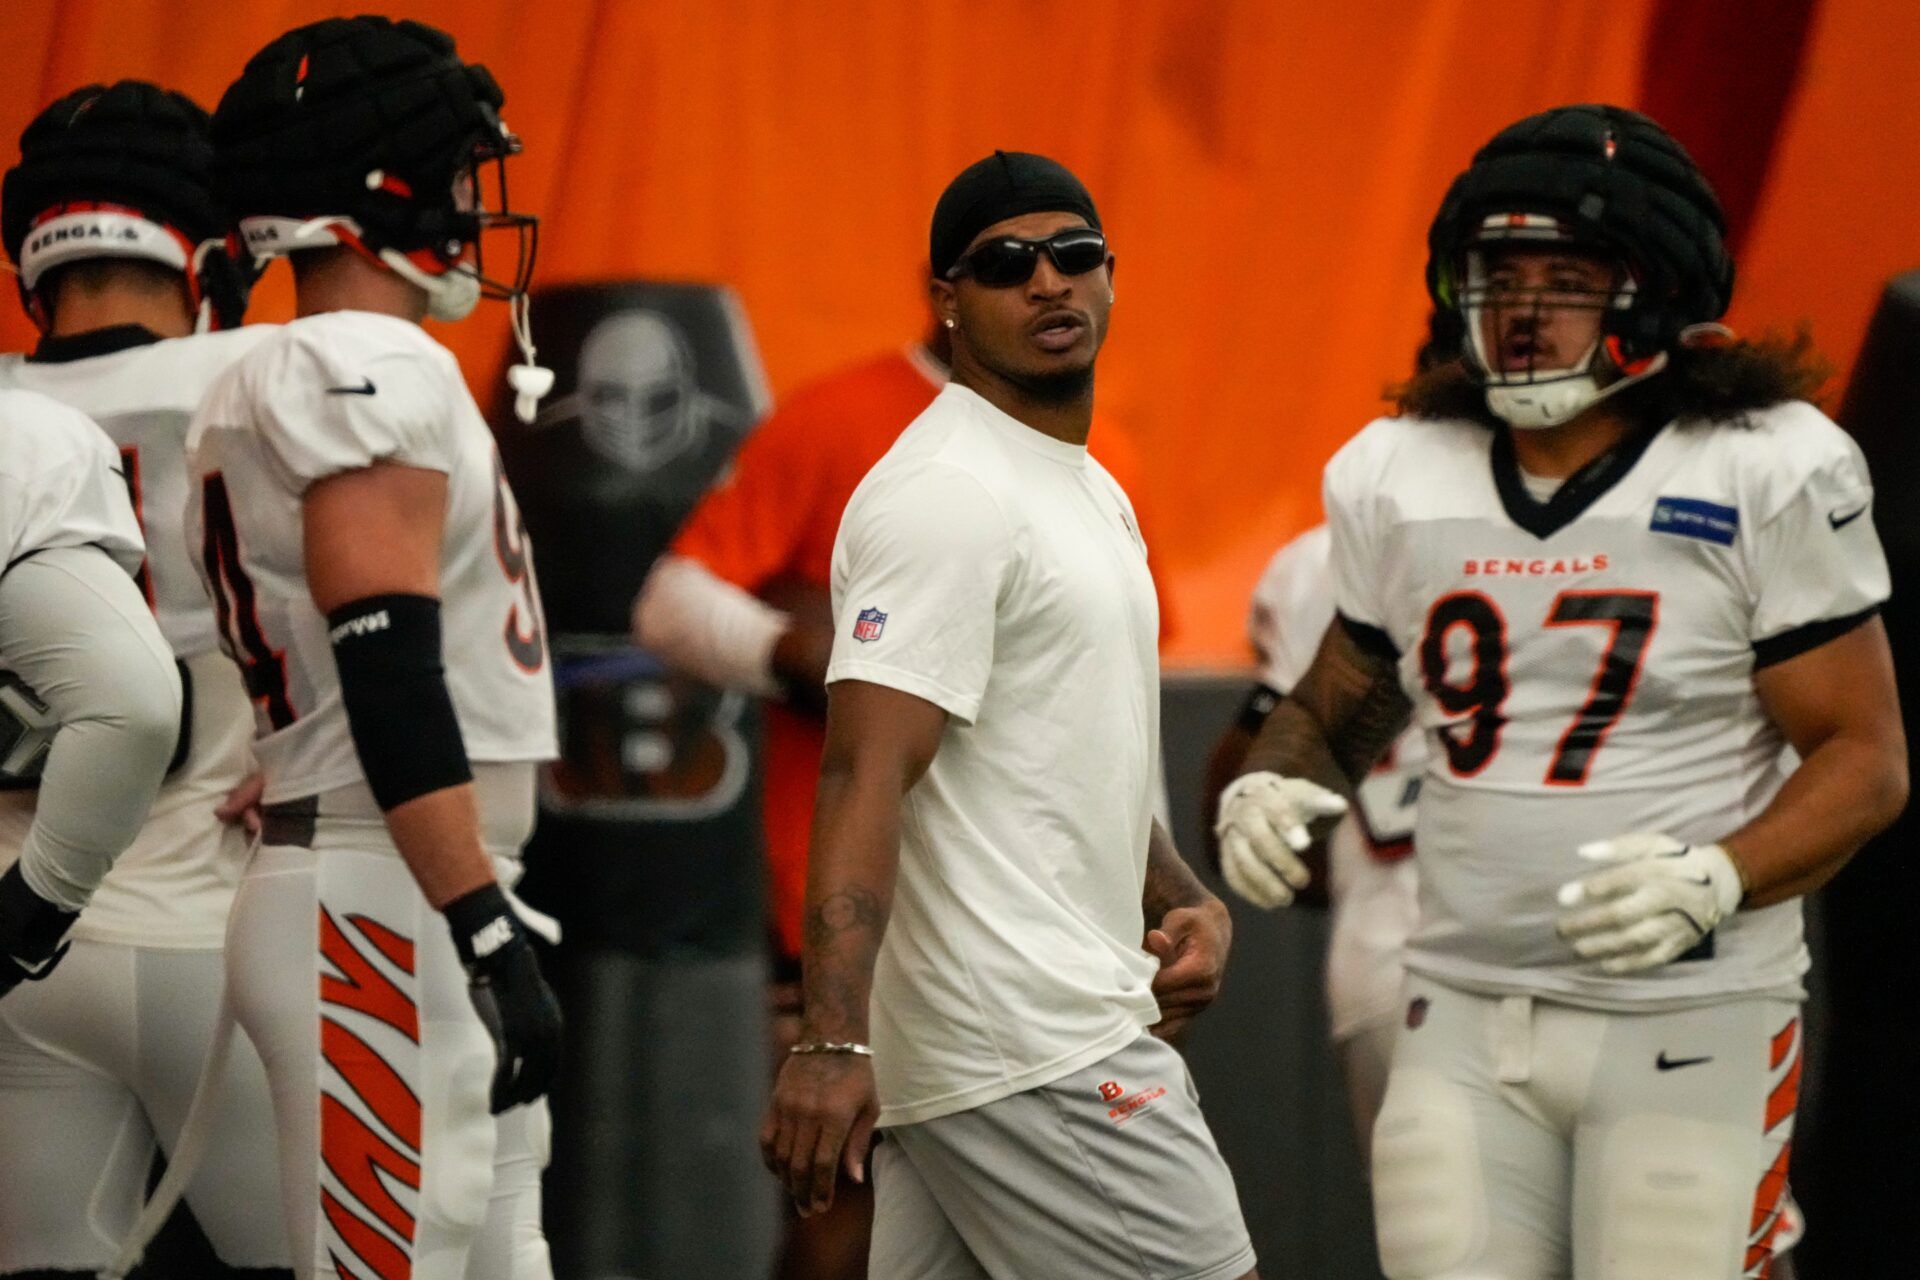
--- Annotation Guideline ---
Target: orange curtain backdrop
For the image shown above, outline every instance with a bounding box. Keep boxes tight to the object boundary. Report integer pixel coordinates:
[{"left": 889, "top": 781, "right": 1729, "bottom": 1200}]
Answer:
[
  {"left": 1731, "top": 0, "right": 1920, "bottom": 385},
  {"left": 2, "top": 1, "right": 1913, "bottom": 665}
]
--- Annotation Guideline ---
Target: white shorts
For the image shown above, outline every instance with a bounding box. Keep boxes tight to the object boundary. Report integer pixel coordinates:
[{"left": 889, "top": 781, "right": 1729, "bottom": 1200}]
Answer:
[
  {"left": 871, "top": 1033, "right": 1254, "bottom": 1280},
  {"left": 229, "top": 826, "right": 552, "bottom": 1280},
  {"left": 1370, "top": 975, "right": 1799, "bottom": 1280},
  {"left": 0, "top": 940, "right": 287, "bottom": 1271}
]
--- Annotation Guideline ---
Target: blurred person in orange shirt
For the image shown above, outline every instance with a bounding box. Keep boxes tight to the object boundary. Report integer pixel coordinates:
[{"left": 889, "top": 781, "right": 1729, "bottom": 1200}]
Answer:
[{"left": 633, "top": 300, "right": 1172, "bottom": 1279}]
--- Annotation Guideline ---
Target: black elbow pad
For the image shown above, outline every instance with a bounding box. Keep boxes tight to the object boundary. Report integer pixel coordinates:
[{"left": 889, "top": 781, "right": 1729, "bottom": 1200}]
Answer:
[{"left": 327, "top": 594, "right": 472, "bottom": 810}]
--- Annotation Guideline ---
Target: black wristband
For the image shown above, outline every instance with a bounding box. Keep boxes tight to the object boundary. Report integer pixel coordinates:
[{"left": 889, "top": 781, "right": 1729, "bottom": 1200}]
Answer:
[
  {"left": 0, "top": 862, "right": 78, "bottom": 962},
  {"left": 442, "top": 882, "right": 522, "bottom": 970},
  {"left": 1237, "top": 682, "right": 1284, "bottom": 735},
  {"left": 327, "top": 594, "right": 473, "bottom": 811}
]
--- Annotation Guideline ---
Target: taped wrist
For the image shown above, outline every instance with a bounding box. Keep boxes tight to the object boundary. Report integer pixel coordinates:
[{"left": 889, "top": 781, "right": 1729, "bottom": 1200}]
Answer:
[
  {"left": 442, "top": 882, "right": 524, "bottom": 973},
  {"left": 327, "top": 594, "right": 471, "bottom": 811}
]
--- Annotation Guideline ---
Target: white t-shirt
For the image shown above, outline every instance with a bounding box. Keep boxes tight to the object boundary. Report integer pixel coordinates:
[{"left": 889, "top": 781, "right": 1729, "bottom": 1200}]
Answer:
[
  {"left": 1324, "top": 402, "right": 1888, "bottom": 1009},
  {"left": 828, "top": 382, "right": 1163, "bottom": 1126},
  {"left": 0, "top": 330, "right": 268, "bottom": 948},
  {"left": 1248, "top": 525, "right": 1422, "bottom": 1040},
  {"left": 186, "top": 311, "right": 558, "bottom": 813}
]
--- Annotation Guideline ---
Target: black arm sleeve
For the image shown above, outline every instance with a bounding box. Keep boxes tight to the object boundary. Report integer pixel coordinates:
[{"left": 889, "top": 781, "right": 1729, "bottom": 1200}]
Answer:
[{"left": 327, "top": 593, "right": 472, "bottom": 810}]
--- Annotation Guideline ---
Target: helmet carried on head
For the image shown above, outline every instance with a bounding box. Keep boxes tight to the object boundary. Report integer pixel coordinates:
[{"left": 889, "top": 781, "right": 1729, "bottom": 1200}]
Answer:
[
  {"left": 2, "top": 80, "right": 252, "bottom": 332},
  {"left": 1425, "top": 104, "right": 1734, "bottom": 428},
  {"left": 212, "top": 15, "right": 533, "bottom": 318},
  {"left": 213, "top": 14, "right": 549, "bottom": 418}
]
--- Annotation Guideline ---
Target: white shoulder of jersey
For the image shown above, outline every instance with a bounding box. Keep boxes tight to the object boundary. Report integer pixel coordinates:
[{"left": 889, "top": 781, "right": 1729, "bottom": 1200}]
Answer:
[
  {"left": 0, "top": 388, "right": 144, "bottom": 570},
  {"left": 200, "top": 310, "right": 465, "bottom": 491},
  {"left": 0, "top": 326, "right": 276, "bottom": 415},
  {"left": 1712, "top": 399, "right": 1873, "bottom": 528},
  {"left": 1247, "top": 523, "right": 1334, "bottom": 692},
  {"left": 1323, "top": 414, "right": 1486, "bottom": 509}
]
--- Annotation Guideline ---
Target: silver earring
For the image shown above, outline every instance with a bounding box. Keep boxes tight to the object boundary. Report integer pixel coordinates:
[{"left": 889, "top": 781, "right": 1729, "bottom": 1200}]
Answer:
[{"left": 944, "top": 317, "right": 956, "bottom": 329}]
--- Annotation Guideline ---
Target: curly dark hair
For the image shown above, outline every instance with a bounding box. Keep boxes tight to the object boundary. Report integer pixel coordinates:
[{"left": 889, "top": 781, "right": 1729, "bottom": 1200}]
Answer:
[{"left": 1390, "top": 328, "right": 1831, "bottom": 430}]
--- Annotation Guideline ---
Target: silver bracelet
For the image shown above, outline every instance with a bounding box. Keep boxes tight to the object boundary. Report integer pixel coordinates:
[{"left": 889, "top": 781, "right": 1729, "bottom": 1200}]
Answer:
[{"left": 789, "top": 1040, "right": 873, "bottom": 1057}]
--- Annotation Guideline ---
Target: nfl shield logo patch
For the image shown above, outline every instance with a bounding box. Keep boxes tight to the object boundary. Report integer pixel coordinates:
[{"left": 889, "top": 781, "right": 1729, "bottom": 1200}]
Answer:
[{"left": 853, "top": 607, "right": 887, "bottom": 642}]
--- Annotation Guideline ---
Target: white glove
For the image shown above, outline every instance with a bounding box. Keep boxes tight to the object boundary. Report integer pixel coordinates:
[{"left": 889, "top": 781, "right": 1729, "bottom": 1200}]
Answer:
[
  {"left": 1215, "top": 772, "right": 1348, "bottom": 909},
  {"left": 1555, "top": 833, "right": 1745, "bottom": 974}
]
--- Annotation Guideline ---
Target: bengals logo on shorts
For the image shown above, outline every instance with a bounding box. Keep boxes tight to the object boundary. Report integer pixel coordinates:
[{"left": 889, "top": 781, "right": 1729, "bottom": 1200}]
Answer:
[{"left": 1097, "top": 1080, "right": 1125, "bottom": 1102}]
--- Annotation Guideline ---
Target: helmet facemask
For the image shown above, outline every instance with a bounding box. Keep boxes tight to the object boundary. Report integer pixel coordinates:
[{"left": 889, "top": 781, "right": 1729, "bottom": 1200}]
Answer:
[
  {"left": 363, "top": 123, "right": 536, "bottom": 327},
  {"left": 234, "top": 118, "right": 552, "bottom": 421},
  {"left": 1454, "top": 214, "right": 1669, "bottom": 430}
]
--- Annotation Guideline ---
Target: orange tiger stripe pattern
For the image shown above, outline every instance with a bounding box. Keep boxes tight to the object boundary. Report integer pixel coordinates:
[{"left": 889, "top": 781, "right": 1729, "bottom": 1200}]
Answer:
[
  {"left": 319, "top": 908, "right": 424, "bottom": 1280},
  {"left": 1743, "top": 1017, "right": 1801, "bottom": 1279}
]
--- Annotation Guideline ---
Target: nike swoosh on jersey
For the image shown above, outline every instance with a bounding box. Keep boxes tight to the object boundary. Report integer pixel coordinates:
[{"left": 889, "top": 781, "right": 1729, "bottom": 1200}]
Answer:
[
  {"left": 1828, "top": 504, "right": 1868, "bottom": 530},
  {"left": 1656, "top": 1051, "right": 1713, "bottom": 1071},
  {"left": 325, "top": 377, "right": 377, "bottom": 396}
]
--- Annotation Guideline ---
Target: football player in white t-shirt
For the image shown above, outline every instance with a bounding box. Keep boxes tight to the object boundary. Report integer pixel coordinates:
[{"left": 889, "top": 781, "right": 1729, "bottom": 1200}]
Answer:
[
  {"left": 1218, "top": 105, "right": 1902, "bottom": 1279},
  {"left": 762, "top": 152, "right": 1256, "bottom": 1280},
  {"left": 0, "top": 79, "right": 293, "bottom": 1277},
  {"left": 185, "top": 18, "right": 562, "bottom": 1280}
]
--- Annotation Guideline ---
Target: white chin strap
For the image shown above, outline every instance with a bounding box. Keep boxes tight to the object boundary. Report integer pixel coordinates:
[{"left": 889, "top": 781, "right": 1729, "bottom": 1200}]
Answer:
[
  {"left": 377, "top": 247, "right": 480, "bottom": 321},
  {"left": 1485, "top": 347, "right": 1669, "bottom": 429},
  {"left": 240, "top": 214, "right": 551, "bottom": 424}
]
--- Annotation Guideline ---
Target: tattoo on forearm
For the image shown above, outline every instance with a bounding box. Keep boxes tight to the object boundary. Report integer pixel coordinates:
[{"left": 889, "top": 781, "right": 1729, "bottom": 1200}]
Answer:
[
  {"left": 804, "top": 886, "right": 885, "bottom": 949},
  {"left": 1327, "top": 669, "right": 1414, "bottom": 784},
  {"left": 1243, "top": 624, "right": 1411, "bottom": 794},
  {"left": 801, "top": 886, "right": 888, "bottom": 1038}
]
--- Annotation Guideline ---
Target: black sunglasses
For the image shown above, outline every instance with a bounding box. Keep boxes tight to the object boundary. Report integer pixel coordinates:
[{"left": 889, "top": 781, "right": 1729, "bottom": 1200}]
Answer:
[{"left": 945, "top": 229, "right": 1109, "bottom": 287}]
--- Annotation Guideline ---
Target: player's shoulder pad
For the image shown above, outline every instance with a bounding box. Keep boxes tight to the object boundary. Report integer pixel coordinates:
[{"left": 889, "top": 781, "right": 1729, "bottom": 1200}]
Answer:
[
  {"left": 0, "top": 388, "right": 115, "bottom": 481},
  {"left": 1248, "top": 523, "right": 1332, "bottom": 656},
  {"left": 1259, "top": 523, "right": 1333, "bottom": 600},
  {"left": 230, "top": 311, "right": 460, "bottom": 476},
  {"left": 1325, "top": 414, "right": 1472, "bottom": 502},
  {"left": 257, "top": 310, "right": 455, "bottom": 387},
  {"left": 176, "top": 322, "right": 280, "bottom": 365},
  {"left": 1327, "top": 413, "right": 1483, "bottom": 474},
  {"left": 1715, "top": 400, "right": 1872, "bottom": 527},
  {"left": 105, "top": 325, "right": 283, "bottom": 414}
]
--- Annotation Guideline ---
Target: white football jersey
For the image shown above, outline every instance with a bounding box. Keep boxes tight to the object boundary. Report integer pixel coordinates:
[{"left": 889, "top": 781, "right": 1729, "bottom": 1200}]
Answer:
[
  {"left": 0, "top": 329, "right": 271, "bottom": 654},
  {"left": 185, "top": 311, "right": 557, "bottom": 809},
  {"left": 1249, "top": 524, "right": 1423, "bottom": 1039},
  {"left": 1326, "top": 402, "right": 1887, "bottom": 1009},
  {"left": 0, "top": 331, "right": 269, "bottom": 948},
  {"left": 0, "top": 387, "right": 144, "bottom": 570}
]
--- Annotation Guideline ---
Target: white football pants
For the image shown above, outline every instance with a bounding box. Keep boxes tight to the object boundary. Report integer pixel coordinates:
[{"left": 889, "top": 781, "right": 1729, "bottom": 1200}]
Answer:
[
  {"left": 228, "top": 836, "right": 551, "bottom": 1280},
  {"left": 0, "top": 940, "right": 288, "bottom": 1272},
  {"left": 1371, "top": 975, "right": 1798, "bottom": 1280}
]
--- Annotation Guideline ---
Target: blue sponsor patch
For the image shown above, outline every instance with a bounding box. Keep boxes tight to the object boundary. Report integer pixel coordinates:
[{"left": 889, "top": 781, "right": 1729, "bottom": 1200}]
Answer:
[{"left": 1650, "top": 496, "right": 1738, "bottom": 546}]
